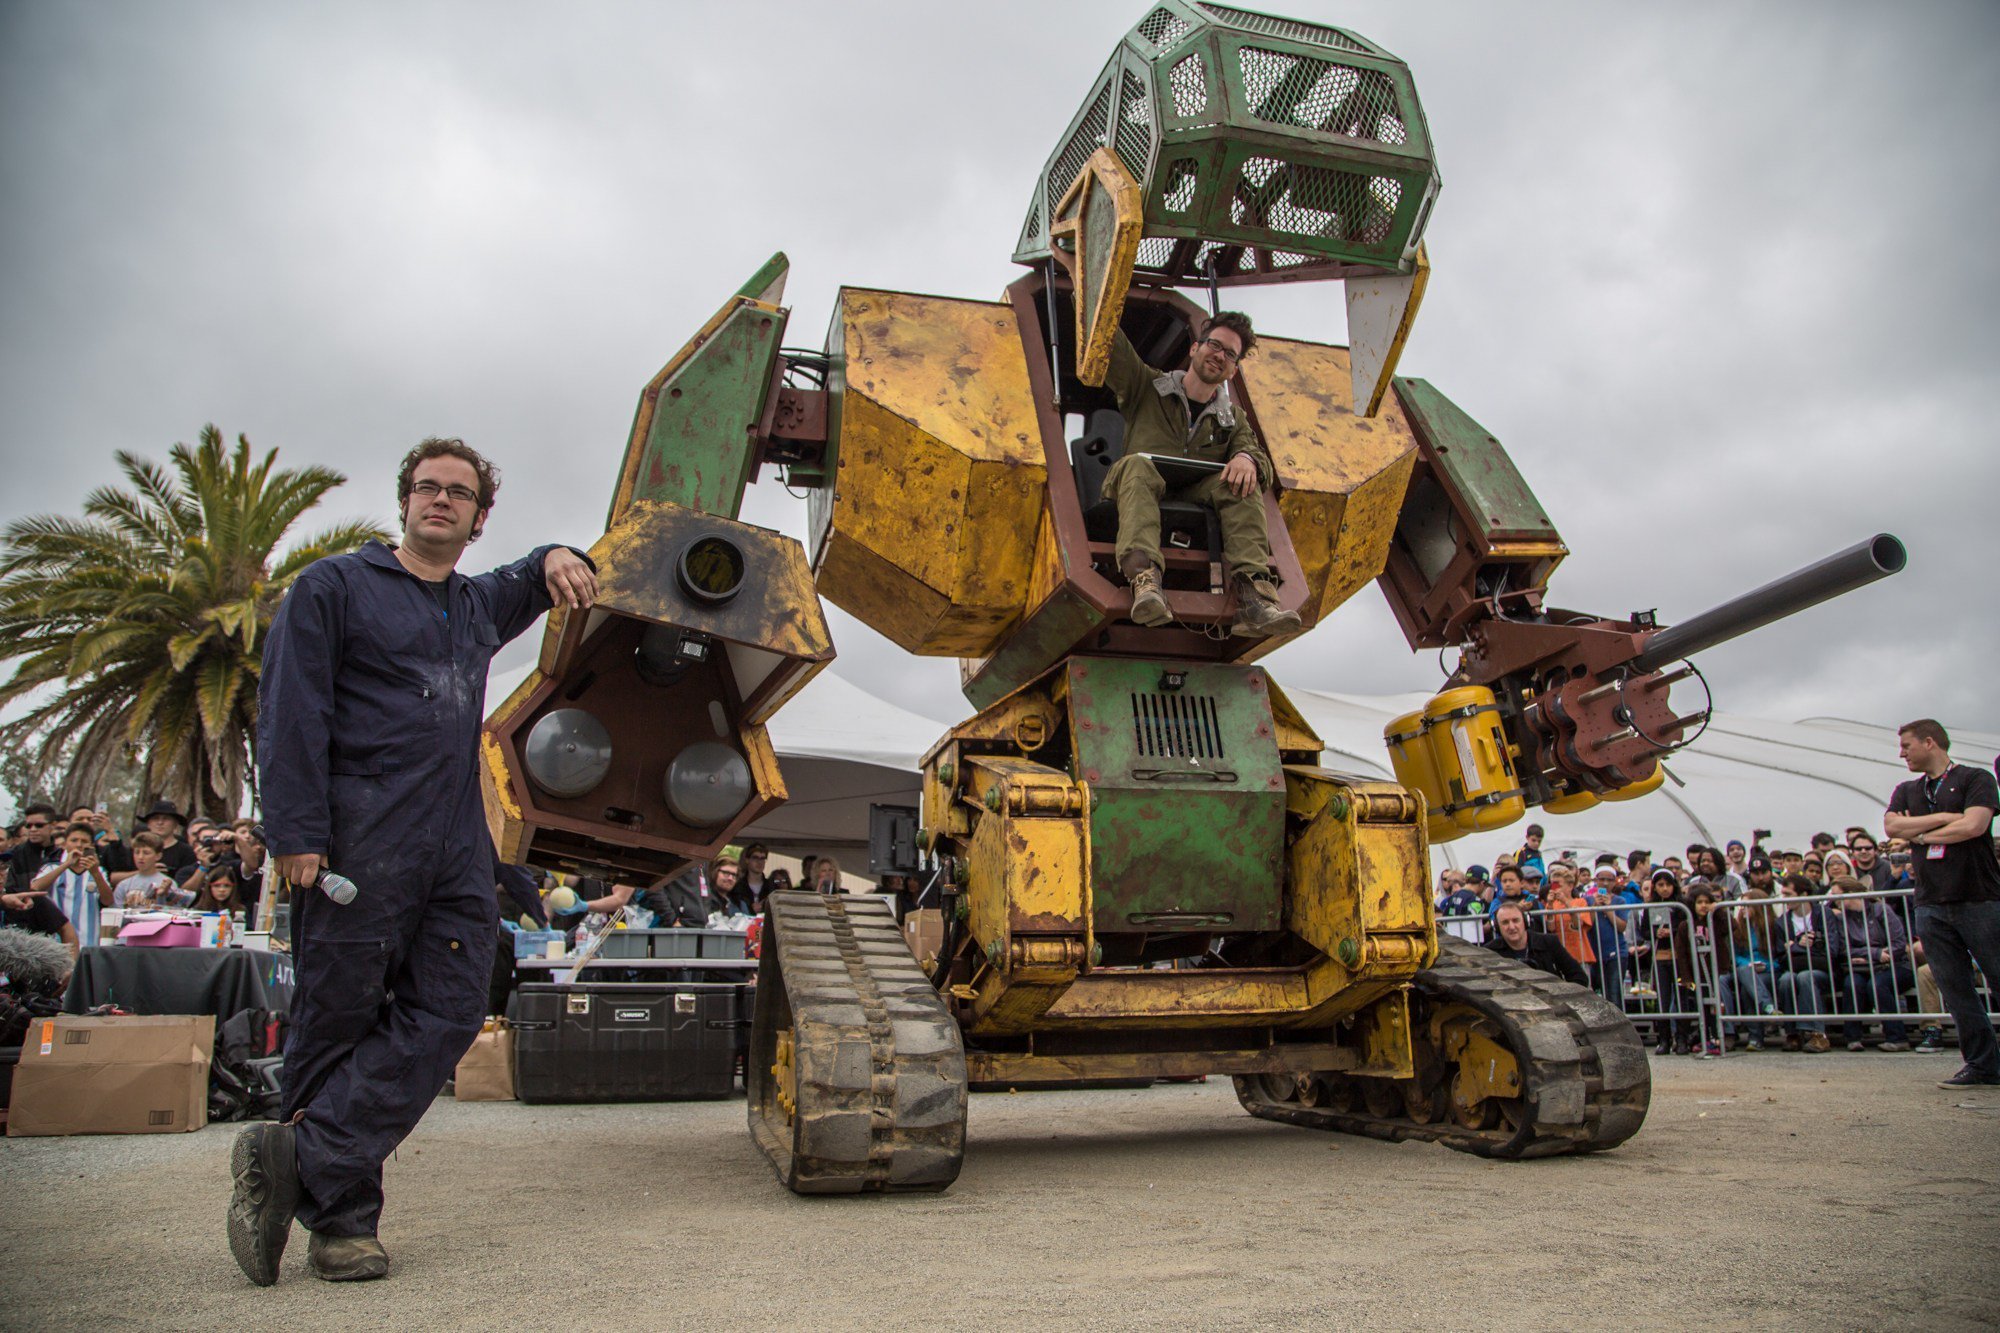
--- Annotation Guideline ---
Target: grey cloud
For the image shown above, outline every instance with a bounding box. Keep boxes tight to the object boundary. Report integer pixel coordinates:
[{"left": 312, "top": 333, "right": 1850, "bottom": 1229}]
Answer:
[{"left": 3, "top": 0, "right": 1994, "bottom": 740}]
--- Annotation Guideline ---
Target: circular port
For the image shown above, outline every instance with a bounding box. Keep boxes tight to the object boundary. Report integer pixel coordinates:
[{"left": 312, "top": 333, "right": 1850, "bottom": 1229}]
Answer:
[
  {"left": 523, "top": 709, "right": 614, "bottom": 798},
  {"left": 677, "top": 535, "right": 745, "bottom": 605},
  {"left": 663, "top": 741, "right": 753, "bottom": 827}
]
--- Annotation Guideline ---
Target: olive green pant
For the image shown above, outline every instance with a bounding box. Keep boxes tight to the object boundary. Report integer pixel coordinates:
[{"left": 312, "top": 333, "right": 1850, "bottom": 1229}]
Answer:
[{"left": 1105, "top": 454, "right": 1272, "bottom": 579}]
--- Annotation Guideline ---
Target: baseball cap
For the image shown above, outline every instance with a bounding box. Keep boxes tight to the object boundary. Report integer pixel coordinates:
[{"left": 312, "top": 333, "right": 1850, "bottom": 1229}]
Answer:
[
  {"left": 1748, "top": 855, "right": 1771, "bottom": 873},
  {"left": 1467, "top": 865, "right": 1490, "bottom": 883}
]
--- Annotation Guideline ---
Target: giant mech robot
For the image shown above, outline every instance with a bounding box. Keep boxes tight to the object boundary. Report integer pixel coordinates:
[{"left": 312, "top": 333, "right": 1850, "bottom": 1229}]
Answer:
[{"left": 481, "top": 4, "right": 1903, "bottom": 1192}]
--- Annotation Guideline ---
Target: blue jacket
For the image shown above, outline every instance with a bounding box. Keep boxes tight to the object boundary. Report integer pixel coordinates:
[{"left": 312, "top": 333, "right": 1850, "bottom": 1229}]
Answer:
[{"left": 259, "top": 540, "right": 579, "bottom": 870}]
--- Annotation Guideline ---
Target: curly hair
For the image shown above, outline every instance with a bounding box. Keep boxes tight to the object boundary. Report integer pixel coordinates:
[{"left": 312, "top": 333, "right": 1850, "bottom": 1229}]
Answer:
[
  {"left": 397, "top": 437, "right": 500, "bottom": 516},
  {"left": 1197, "top": 310, "right": 1256, "bottom": 358}
]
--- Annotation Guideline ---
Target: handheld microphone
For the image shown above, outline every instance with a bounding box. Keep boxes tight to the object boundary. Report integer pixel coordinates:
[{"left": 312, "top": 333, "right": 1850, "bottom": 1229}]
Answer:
[{"left": 314, "top": 870, "right": 358, "bottom": 906}]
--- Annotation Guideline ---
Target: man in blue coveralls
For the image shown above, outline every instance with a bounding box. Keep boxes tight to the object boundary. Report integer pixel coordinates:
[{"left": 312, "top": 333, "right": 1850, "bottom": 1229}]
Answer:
[{"left": 228, "top": 438, "right": 597, "bottom": 1285}]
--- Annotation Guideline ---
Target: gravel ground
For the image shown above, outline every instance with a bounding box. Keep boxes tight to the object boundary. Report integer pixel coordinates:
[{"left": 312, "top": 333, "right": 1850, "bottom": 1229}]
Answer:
[{"left": 2, "top": 1052, "right": 1997, "bottom": 1331}]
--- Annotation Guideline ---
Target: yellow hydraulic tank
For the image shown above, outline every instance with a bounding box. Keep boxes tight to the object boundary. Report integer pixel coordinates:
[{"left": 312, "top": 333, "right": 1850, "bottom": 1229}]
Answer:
[
  {"left": 1542, "top": 791, "right": 1600, "bottom": 816},
  {"left": 1383, "top": 687, "right": 1526, "bottom": 843},
  {"left": 1384, "top": 708, "right": 1455, "bottom": 844},
  {"left": 1601, "top": 766, "right": 1667, "bottom": 802}
]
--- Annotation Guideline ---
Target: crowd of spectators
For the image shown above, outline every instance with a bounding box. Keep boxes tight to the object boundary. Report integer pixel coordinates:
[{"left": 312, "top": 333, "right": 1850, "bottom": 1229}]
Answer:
[
  {"left": 1438, "top": 821, "right": 1985, "bottom": 1059},
  {"left": 0, "top": 799, "right": 270, "bottom": 957}
]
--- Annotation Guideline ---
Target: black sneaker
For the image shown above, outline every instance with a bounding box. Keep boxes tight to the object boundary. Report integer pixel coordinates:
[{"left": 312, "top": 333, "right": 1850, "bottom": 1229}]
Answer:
[
  {"left": 227, "top": 1122, "right": 300, "bottom": 1286},
  {"left": 1937, "top": 1066, "right": 2000, "bottom": 1089}
]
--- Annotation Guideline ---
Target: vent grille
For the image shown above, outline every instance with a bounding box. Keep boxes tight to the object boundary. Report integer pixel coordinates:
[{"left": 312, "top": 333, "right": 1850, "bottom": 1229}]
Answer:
[
  {"left": 1168, "top": 52, "right": 1210, "bottom": 118},
  {"left": 1114, "top": 70, "right": 1154, "bottom": 178},
  {"left": 1229, "top": 155, "right": 1402, "bottom": 247},
  {"left": 1047, "top": 78, "right": 1113, "bottom": 229},
  {"left": 1131, "top": 692, "right": 1227, "bottom": 760},
  {"left": 1239, "top": 47, "right": 1406, "bottom": 144},
  {"left": 1197, "top": 3, "right": 1370, "bottom": 53},
  {"left": 1135, "top": 6, "right": 1193, "bottom": 51}
]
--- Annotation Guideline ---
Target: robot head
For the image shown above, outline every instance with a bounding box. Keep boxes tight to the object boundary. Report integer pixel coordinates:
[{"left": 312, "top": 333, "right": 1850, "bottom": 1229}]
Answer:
[{"left": 1014, "top": 3, "right": 1440, "bottom": 284}]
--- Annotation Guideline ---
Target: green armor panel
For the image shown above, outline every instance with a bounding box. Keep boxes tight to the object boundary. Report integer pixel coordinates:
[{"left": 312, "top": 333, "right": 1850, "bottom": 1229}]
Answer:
[{"left": 1064, "top": 657, "right": 1284, "bottom": 933}]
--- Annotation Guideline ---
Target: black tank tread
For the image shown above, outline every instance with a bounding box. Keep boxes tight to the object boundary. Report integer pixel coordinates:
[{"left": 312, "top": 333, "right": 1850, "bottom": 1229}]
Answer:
[
  {"left": 746, "top": 890, "right": 968, "bottom": 1194},
  {"left": 1236, "top": 936, "right": 1651, "bottom": 1159}
]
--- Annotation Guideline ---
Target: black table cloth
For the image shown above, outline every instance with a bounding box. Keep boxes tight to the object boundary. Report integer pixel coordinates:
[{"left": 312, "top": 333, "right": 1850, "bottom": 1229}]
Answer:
[{"left": 64, "top": 946, "right": 295, "bottom": 1019}]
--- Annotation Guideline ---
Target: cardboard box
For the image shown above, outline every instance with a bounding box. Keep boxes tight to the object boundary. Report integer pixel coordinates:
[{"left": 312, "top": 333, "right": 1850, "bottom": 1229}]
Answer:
[
  {"left": 903, "top": 908, "right": 943, "bottom": 970},
  {"left": 7, "top": 1014, "right": 214, "bottom": 1136}
]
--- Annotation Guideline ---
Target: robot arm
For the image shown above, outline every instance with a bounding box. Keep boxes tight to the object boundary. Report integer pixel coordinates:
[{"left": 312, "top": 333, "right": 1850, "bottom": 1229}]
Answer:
[{"left": 1375, "top": 377, "right": 1904, "bottom": 836}]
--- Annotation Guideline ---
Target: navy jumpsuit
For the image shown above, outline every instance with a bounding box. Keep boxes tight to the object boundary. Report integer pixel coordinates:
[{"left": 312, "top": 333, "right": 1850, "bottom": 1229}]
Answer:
[{"left": 259, "top": 539, "right": 582, "bottom": 1237}]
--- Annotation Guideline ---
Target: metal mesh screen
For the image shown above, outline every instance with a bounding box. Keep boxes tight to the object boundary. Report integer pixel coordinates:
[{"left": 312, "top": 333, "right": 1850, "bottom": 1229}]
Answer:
[
  {"left": 1136, "top": 236, "right": 1178, "bottom": 269},
  {"left": 1197, "top": 3, "right": 1369, "bottom": 53},
  {"left": 1229, "top": 155, "right": 1402, "bottom": 247},
  {"left": 1159, "top": 157, "right": 1199, "bottom": 213},
  {"left": 1114, "top": 70, "right": 1154, "bottom": 178},
  {"left": 1168, "top": 52, "right": 1209, "bottom": 118},
  {"left": 1239, "top": 47, "right": 1407, "bottom": 144},
  {"left": 1020, "top": 196, "right": 1043, "bottom": 254},
  {"left": 1047, "top": 78, "right": 1114, "bottom": 225},
  {"left": 1134, "top": 6, "right": 1193, "bottom": 51},
  {"left": 1131, "top": 692, "right": 1226, "bottom": 760}
]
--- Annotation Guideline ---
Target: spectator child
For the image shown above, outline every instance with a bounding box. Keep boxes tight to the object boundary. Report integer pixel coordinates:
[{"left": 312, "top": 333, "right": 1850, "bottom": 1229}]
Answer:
[{"left": 113, "top": 833, "right": 186, "bottom": 908}]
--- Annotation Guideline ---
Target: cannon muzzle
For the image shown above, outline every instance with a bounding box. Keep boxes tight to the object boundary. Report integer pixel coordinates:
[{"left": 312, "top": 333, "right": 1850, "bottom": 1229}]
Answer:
[{"left": 1629, "top": 533, "right": 1905, "bottom": 675}]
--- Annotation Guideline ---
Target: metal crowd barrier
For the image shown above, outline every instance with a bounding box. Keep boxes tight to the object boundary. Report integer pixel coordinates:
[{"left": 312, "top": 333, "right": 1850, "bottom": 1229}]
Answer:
[
  {"left": 1444, "top": 889, "right": 1996, "bottom": 1057},
  {"left": 1444, "top": 899, "right": 1719, "bottom": 1051}
]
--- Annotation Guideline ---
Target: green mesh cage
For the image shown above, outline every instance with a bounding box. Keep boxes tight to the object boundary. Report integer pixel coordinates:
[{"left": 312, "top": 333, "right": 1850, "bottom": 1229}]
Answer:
[{"left": 1014, "top": 2, "right": 1440, "bottom": 282}]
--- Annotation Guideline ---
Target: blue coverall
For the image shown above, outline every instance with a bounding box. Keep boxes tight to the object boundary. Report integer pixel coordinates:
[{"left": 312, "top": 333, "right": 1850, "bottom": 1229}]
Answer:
[{"left": 259, "top": 538, "right": 582, "bottom": 1237}]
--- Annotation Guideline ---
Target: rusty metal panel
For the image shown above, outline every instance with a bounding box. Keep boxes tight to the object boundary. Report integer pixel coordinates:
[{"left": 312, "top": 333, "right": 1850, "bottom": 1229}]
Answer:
[
  {"left": 1066, "top": 657, "right": 1284, "bottom": 933},
  {"left": 812, "top": 288, "right": 1047, "bottom": 660},
  {"left": 1393, "top": 377, "right": 1558, "bottom": 543},
  {"left": 610, "top": 291, "right": 786, "bottom": 524}
]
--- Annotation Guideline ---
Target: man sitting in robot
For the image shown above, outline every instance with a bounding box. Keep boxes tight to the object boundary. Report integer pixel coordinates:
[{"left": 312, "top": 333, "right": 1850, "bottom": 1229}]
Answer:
[{"left": 1101, "top": 311, "right": 1301, "bottom": 638}]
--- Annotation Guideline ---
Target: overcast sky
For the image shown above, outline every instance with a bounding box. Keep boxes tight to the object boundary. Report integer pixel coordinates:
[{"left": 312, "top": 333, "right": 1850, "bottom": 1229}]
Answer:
[{"left": 3, "top": 0, "right": 1995, "bottom": 755}]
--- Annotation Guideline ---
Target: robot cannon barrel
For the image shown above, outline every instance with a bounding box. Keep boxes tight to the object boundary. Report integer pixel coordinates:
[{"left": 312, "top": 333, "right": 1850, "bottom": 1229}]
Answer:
[{"left": 1630, "top": 533, "right": 1906, "bottom": 674}]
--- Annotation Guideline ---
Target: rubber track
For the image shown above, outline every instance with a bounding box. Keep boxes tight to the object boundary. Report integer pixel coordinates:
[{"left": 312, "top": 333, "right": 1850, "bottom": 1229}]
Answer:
[
  {"left": 746, "top": 891, "right": 968, "bottom": 1193},
  {"left": 1236, "top": 937, "right": 1651, "bottom": 1158}
]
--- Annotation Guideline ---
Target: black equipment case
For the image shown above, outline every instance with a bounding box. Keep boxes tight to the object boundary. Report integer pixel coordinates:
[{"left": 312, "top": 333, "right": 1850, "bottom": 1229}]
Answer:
[{"left": 510, "top": 981, "right": 746, "bottom": 1103}]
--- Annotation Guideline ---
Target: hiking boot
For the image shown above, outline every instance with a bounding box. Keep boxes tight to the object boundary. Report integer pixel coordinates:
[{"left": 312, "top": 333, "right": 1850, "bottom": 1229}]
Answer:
[
  {"left": 1915, "top": 1026, "right": 1943, "bottom": 1054},
  {"left": 308, "top": 1232, "right": 389, "bottom": 1282},
  {"left": 1937, "top": 1066, "right": 2000, "bottom": 1089},
  {"left": 1803, "top": 1032, "right": 1830, "bottom": 1053},
  {"left": 227, "top": 1121, "right": 299, "bottom": 1287},
  {"left": 1229, "top": 573, "right": 1302, "bottom": 638},
  {"left": 1127, "top": 562, "right": 1172, "bottom": 627}
]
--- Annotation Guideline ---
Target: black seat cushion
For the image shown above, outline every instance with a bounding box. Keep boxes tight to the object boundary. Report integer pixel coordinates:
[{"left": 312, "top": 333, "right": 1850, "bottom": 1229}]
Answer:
[{"left": 1072, "top": 409, "right": 1219, "bottom": 548}]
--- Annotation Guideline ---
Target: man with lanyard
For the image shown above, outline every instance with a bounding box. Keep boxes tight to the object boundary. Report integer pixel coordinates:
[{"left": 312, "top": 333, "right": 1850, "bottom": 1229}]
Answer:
[
  {"left": 230, "top": 437, "right": 596, "bottom": 1285},
  {"left": 1885, "top": 719, "right": 2000, "bottom": 1089}
]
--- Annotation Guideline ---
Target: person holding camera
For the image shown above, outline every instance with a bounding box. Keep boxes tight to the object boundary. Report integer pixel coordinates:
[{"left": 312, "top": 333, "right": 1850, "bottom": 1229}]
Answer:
[{"left": 30, "top": 822, "right": 115, "bottom": 945}]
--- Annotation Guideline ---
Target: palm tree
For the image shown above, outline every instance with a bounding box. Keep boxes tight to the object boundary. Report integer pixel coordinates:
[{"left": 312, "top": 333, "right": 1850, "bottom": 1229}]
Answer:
[{"left": 0, "top": 425, "right": 389, "bottom": 818}]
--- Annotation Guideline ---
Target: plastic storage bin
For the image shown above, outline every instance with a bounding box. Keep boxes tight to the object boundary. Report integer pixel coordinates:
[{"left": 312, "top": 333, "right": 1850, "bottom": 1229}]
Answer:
[{"left": 509, "top": 981, "right": 742, "bottom": 1103}]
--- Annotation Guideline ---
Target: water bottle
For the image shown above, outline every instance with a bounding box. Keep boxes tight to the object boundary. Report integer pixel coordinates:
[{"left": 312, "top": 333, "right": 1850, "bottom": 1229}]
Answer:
[{"left": 316, "top": 870, "right": 359, "bottom": 905}]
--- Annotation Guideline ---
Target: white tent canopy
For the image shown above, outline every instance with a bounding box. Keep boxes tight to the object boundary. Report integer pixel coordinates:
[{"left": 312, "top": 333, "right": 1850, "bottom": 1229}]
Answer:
[{"left": 1282, "top": 686, "right": 2000, "bottom": 871}]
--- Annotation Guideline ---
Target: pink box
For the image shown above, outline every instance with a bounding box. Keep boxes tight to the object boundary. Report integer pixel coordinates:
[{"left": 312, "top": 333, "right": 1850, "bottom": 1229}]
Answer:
[{"left": 120, "top": 918, "right": 202, "bottom": 947}]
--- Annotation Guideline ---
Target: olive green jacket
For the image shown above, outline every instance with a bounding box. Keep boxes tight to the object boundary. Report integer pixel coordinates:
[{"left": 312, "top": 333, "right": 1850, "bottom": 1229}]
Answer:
[{"left": 1105, "top": 331, "right": 1275, "bottom": 490}]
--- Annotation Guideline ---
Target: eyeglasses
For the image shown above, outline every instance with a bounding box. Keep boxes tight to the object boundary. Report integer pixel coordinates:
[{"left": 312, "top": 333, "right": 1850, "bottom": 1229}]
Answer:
[
  {"left": 22, "top": 821, "right": 48, "bottom": 829},
  {"left": 1196, "top": 338, "right": 1244, "bottom": 363},
  {"left": 410, "top": 480, "right": 479, "bottom": 505}
]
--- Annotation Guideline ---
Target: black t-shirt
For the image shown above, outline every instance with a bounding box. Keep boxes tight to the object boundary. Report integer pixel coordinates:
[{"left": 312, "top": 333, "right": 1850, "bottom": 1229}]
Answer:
[
  {"left": 1888, "top": 764, "right": 2000, "bottom": 906},
  {"left": 425, "top": 578, "right": 451, "bottom": 618},
  {"left": 5, "top": 841, "right": 63, "bottom": 892},
  {"left": 1, "top": 892, "right": 69, "bottom": 938},
  {"left": 156, "top": 838, "right": 197, "bottom": 874}
]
